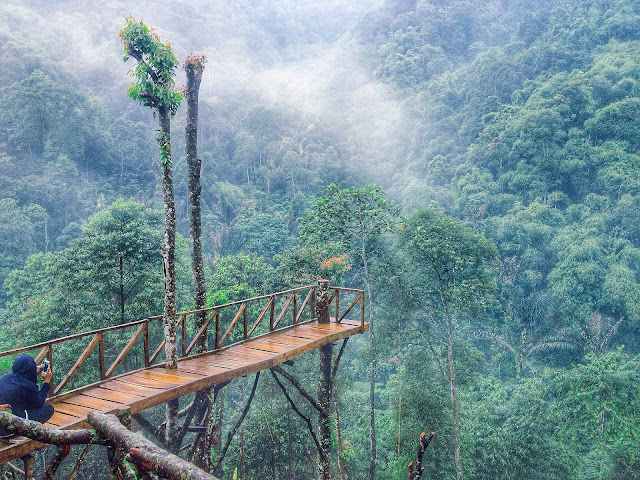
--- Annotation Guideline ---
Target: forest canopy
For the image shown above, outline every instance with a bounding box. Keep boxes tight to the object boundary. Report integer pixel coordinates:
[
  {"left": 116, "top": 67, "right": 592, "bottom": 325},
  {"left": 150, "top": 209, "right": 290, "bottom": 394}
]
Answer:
[{"left": 1, "top": 0, "right": 639, "bottom": 479}]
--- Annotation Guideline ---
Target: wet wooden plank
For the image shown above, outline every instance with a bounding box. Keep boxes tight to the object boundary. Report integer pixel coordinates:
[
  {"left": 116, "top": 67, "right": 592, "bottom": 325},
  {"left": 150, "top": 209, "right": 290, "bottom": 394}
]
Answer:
[
  {"left": 117, "top": 375, "right": 173, "bottom": 389},
  {"left": 148, "top": 366, "right": 208, "bottom": 379},
  {"left": 228, "top": 346, "right": 277, "bottom": 360},
  {"left": 176, "top": 363, "right": 233, "bottom": 376},
  {"left": 241, "top": 341, "right": 291, "bottom": 353},
  {"left": 102, "top": 379, "right": 165, "bottom": 396},
  {"left": 180, "top": 359, "right": 237, "bottom": 371},
  {"left": 45, "top": 411, "right": 82, "bottom": 428},
  {"left": 130, "top": 370, "right": 198, "bottom": 384},
  {"left": 52, "top": 401, "right": 94, "bottom": 419},
  {"left": 81, "top": 387, "right": 147, "bottom": 405},
  {"left": 63, "top": 394, "right": 127, "bottom": 412}
]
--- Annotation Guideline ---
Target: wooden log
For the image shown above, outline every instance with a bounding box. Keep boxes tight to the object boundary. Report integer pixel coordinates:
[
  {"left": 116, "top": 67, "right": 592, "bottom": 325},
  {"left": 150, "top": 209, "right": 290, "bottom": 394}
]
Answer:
[
  {"left": 0, "top": 411, "right": 103, "bottom": 445},
  {"left": 87, "top": 411, "right": 219, "bottom": 480}
]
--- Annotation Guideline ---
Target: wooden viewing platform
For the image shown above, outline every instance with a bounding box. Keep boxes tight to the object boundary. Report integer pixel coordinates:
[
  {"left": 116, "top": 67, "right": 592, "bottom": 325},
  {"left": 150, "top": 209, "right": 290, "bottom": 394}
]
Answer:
[{"left": 0, "top": 285, "right": 367, "bottom": 465}]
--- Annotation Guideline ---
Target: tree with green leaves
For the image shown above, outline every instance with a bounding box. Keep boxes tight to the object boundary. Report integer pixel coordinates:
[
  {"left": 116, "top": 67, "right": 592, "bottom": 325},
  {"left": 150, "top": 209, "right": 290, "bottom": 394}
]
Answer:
[
  {"left": 553, "top": 348, "right": 640, "bottom": 480},
  {"left": 119, "top": 17, "right": 182, "bottom": 370},
  {"left": 402, "top": 208, "right": 497, "bottom": 480},
  {"left": 301, "top": 183, "right": 399, "bottom": 480},
  {"left": 476, "top": 291, "right": 577, "bottom": 376},
  {"left": 119, "top": 17, "right": 183, "bottom": 450}
]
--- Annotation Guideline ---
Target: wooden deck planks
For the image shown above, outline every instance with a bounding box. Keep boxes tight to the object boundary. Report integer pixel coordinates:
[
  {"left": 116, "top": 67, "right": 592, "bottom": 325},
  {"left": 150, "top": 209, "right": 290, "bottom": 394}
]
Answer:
[{"left": 0, "top": 319, "right": 367, "bottom": 465}]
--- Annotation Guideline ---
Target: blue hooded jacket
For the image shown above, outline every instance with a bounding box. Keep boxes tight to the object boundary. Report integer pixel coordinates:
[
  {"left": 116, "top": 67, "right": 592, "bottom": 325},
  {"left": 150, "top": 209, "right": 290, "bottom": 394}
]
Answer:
[{"left": 0, "top": 355, "right": 50, "bottom": 416}]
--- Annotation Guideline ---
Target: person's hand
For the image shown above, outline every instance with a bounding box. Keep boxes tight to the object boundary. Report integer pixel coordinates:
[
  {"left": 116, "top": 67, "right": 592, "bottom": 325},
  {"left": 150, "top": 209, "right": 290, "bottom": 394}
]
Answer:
[
  {"left": 41, "top": 367, "right": 53, "bottom": 384},
  {"left": 37, "top": 364, "right": 43, "bottom": 374}
]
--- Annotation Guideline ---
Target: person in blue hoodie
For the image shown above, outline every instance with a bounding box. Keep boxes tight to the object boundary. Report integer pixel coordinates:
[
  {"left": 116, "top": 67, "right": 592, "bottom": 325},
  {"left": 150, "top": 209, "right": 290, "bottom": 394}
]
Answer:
[{"left": 0, "top": 355, "right": 54, "bottom": 438}]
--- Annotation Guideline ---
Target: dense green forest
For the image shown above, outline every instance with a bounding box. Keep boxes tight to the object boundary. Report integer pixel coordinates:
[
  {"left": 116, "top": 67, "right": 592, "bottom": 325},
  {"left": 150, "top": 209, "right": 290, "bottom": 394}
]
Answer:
[{"left": 1, "top": 0, "right": 640, "bottom": 478}]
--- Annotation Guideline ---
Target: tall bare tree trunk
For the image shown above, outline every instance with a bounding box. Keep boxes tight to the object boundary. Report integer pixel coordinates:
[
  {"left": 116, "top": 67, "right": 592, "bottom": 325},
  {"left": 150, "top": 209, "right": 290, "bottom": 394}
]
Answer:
[
  {"left": 362, "top": 245, "right": 377, "bottom": 480},
  {"left": 447, "top": 330, "right": 463, "bottom": 480},
  {"left": 318, "top": 343, "right": 333, "bottom": 480},
  {"left": 316, "top": 280, "right": 332, "bottom": 480},
  {"left": 184, "top": 56, "right": 208, "bottom": 352},
  {"left": 334, "top": 383, "right": 348, "bottom": 480},
  {"left": 158, "top": 107, "right": 178, "bottom": 370},
  {"left": 184, "top": 57, "right": 214, "bottom": 454},
  {"left": 158, "top": 107, "right": 179, "bottom": 452}
]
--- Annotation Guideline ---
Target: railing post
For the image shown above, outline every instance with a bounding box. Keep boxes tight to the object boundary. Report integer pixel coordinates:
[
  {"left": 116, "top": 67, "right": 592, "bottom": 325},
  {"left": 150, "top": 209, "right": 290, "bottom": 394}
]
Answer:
[
  {"left": 311, "top": 287, "right": 316, "bottom": 321},
  {"left": 360, "top": 291, "right": 365, "bottom": 332},
  {"left": 293, "top": 292, "right": 298, "bottom": 325},
  {"left": 215, "top": 311, "right": 220, "bottom": 350},
  {"left": 181, "top": 315, "right": 187, "bottom": 358},
  {"left": 316, "top": 279, "right": 330, "bottom": 324},
  {"left": 335, "top": 290, "right": 340, "bottom": 323},
  {"left": 143, "top": 322, "right": 150, "bottom": 367},
  {"left": 98, "top": 332, "right": 105, "bottom": 380},
  {"left": 270, "top": 296, "right": 275, "bottom": 331},
  {"left": 243, "top": 302, "right": 248, "bottom": 339},
  {"left": 47, "top": 347, "right": 54, "bottom": 393}
]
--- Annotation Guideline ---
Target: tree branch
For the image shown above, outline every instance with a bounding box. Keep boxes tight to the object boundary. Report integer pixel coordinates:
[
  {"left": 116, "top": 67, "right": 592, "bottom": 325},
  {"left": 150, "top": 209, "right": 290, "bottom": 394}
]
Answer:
[
  {"left": 270, "top": 370, "right": 325, "bottom": 460},
  {"left": 178, "top": 390, "right": 210, "bottom": 446},
  {"left": 332, "top": 338, "right": 349, "bottom": 383},
  {"left": 133, "top": 413, "right": 164, "bottom": 444},
  {"left": 42, "top": 445, "right": 71, "bottom": 480},
  {"left": 271, "top": 366, "right": 327, "bottom": 416},
  {"left": 67, "top": 444, "right": 92, "bottom": 480},
  {"left": 214, "top": 373, "right": 260, "bottom": 470}
]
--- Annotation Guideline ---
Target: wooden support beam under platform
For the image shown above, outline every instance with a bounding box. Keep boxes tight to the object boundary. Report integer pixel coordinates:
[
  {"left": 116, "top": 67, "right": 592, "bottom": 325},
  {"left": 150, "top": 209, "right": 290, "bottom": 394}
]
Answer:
[{"left": 0, "top": 318, "right": 368, "bottom": 465}]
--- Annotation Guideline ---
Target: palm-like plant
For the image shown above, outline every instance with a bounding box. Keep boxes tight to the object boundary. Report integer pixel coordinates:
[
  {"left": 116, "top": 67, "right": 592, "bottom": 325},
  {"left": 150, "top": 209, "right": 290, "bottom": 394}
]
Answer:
[{"left": 477, "top": 292, "right": 576, "bottom": 376}]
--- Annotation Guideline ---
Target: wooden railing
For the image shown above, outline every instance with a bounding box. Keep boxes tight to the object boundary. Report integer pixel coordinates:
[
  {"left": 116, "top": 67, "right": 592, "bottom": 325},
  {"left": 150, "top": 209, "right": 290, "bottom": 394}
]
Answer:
[{"left": 0, "top": 285, "right": 364, "bottom": 398}]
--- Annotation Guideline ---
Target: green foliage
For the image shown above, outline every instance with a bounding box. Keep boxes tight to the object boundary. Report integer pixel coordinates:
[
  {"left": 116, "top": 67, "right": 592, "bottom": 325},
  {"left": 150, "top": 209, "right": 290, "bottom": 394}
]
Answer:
[
  {"left": 553, "top": 349, "right": 640, "bottom": 479},
  {"left": 403, "top": 208, "right": 498, "bottom": 316},
  {"left": 119, "top": 17, "right": 182, "bottom": 116},
  {"left": 0, "top": 199, "right": 46, "bottom": 304},
  {"left": 1, "top": 1, "right": 640, "bottom": 478},
  {"left": 2, "top": 200, "right": 182, "bottom": 343},
  {"left": 208, "top": 253, "right": 274, "bottom": 305},
  {"left": 300, "top": 183, "right": 400, "bottom": 254},
  {"left": 272, "top": 243, "right": 351, "bottom": 290}
]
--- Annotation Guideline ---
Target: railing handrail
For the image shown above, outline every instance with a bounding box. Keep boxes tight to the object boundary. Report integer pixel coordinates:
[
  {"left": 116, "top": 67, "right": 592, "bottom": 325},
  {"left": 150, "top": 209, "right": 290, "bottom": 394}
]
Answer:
[
  {"left": 0, "top": 285, "right": 323, "bottom": 358},
  {"left": 0, "top": 284, "right": 365, "bottom": 398}
]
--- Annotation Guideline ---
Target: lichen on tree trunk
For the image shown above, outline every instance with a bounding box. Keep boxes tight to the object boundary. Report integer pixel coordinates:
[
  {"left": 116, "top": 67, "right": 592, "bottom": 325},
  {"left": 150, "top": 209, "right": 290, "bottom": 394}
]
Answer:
[
  {"left": 318, "top": 342, "right": 333, "bottom": 480},
  {"left": 184, "top": 55, "right": 208, "bottom": 353}
]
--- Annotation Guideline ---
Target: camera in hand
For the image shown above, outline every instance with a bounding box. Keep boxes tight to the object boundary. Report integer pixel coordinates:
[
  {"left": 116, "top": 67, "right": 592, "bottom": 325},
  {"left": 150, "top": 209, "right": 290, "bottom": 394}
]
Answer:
[{"left": 42, "top": 360, "right": 50, "bottom": 373}]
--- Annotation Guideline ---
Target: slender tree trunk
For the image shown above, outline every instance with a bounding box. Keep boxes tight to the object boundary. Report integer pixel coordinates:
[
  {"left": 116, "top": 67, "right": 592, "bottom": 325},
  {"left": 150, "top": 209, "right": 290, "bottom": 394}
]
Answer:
[
  {"left": 158, "top": 106, "right": 179, "bottom": 452},
  {"left": 318, "top": 343, "right": 333, "bottom": 480},
  {"left": 184, "top": 57, "right": 208, "bottom": 353},
  {"left": 362, "top": 244, "right": 377, "bottom": 480},
  {"left": 447, "top": 330, "right": 463, "bottom": 480},
  {"left": 158, "top": 107, "right": 178, "bottom": 369},
  {"left": 287, "top": 407, "right": 293, "bottom": 480},
  {"left": 334, "top": 383, "right": 348, "bottom": 480},
  {"left": 239, "top": 380, "right": 246, "bottom": 480}
]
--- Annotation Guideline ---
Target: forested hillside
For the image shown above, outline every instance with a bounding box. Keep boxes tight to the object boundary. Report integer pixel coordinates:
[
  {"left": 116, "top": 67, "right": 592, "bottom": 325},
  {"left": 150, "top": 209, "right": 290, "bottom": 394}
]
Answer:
[{"left": 1, "top": 0, "right": 639, "bottom": 479}]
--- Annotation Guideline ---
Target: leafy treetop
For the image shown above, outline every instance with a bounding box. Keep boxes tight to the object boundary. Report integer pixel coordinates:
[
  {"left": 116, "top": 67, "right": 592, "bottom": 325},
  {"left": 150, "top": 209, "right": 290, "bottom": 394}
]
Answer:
[
  {"left": 300, "top": 183, "right": 400, "bottom": 251},
  {"left": 119, "top": 17, "right": 182, "bottom": 116}
]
